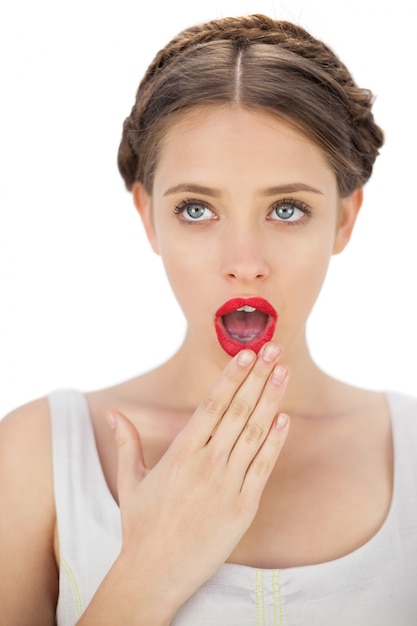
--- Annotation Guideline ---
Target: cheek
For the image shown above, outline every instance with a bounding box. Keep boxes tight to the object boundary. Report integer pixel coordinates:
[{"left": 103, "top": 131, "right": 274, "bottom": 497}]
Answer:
[
  {"left": 279, "top": 236, "right": 334, "bottom": 314},
  {"left": 158, "top": 242, "right": 212, "bottom": 312}
]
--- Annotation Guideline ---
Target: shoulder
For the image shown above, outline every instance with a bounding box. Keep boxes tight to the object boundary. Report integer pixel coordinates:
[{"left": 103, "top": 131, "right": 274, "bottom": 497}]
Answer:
[
  {"left": 0, "top": 395, "right": 54, "bottom": 528},
  {"left": 0, "top": 395, "right": 52, "bottom": 477},
  {"left": 0, "top": 396, "right": 58, "bottom": 624}
]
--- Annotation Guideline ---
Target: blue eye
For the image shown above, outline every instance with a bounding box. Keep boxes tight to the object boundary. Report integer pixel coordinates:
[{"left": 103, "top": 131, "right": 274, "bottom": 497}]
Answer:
[
  {"left": 174, "top": 200, "right": 216, "bottom": 222},
  {"left": 185, "top": 204, "right": 207, "bottom": 219},
  {"left": 269, "top": 199, "right": 310, "bottom": 223},
  {"left": 275, "top": 203, "right": 296, "bottom": 220}
]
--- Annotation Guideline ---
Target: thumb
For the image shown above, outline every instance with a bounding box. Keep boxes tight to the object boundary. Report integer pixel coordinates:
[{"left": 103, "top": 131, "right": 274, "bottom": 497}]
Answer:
[{"left": 109, "top": 410, "right": 148, "bottom": 508}]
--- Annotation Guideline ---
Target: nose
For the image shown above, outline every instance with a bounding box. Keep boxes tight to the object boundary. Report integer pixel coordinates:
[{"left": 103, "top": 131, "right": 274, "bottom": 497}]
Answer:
[{"left": 219, "top": 226, "right": 270, "bottom": 284}]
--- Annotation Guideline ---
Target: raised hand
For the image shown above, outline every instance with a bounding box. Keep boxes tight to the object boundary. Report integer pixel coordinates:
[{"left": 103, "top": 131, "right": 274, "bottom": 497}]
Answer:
[{"left": 110, "top": 342, "right": 289, "bottom": 618}]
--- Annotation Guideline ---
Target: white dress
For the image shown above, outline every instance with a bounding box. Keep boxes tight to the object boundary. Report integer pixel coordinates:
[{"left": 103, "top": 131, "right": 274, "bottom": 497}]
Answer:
[{"left": 49, "top": 389, "right": 417, "bottom": 625}]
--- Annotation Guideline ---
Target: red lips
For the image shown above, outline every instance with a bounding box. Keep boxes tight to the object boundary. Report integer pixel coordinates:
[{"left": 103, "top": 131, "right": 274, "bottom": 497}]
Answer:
[{"left": 214, "top": 297, "right": 278, "bottom": 356}]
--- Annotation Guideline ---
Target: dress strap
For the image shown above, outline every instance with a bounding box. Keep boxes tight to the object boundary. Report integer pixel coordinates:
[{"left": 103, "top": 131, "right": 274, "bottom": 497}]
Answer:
[{"left": 49, "top": 389, "right": 121, "bottom": 625}]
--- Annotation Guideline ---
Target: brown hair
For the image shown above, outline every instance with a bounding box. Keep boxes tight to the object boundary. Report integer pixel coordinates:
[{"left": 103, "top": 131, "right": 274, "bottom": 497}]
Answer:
[{"left": 117, "top": 14, "right": 384, "bottom": 197}]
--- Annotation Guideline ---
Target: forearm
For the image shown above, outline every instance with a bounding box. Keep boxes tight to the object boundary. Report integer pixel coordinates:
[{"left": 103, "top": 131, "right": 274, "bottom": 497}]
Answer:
[{"left": 76, "top": 551, "right": 180, "bottom": 626}]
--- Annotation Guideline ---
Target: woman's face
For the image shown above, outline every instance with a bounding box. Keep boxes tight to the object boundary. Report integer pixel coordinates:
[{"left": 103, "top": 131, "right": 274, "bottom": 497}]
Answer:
[{"left": 135, "top": 105, "right": 361, "bottom": 365}]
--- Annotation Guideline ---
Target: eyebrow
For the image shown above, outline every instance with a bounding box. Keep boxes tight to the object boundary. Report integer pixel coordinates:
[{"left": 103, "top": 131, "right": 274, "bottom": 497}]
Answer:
[
  {"left": 163, "top": 182, "right": 323, "bottom": 197},
  {"left": 164, "top": 183, "right": 221, "bottom": 198},
  {"left": 262, "top": 183, "right": 323, "bottom": 196}
]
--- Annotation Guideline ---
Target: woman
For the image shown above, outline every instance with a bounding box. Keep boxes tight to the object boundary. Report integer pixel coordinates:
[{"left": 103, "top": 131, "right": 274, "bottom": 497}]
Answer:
[{"left": 1, "top": 13, "right": 416, "bottom": 625}]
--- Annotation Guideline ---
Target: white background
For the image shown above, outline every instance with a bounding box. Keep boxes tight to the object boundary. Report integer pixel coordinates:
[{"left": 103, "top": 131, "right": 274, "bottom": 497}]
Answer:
[{"left": 0, "top": 0, "right": 415, "bottom": 418}]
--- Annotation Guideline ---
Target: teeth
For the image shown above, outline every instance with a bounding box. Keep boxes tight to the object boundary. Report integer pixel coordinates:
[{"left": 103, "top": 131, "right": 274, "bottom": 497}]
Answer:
[
  {"left": 237, "top": 305, "right": 257, "bottom": 313},
  {"left": 230, "top": 333, "right": 259, "bottom": 342}
]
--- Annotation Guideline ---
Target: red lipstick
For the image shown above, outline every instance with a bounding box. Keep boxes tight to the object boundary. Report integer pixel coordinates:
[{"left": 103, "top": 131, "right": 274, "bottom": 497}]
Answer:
[{"left": 215, "top": 297, "right": 278, "bottom": 356}]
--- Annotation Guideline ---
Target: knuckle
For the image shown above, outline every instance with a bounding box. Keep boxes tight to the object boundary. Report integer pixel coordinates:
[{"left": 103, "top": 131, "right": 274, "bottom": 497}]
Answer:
[
  {"left": 168, "top": 438, "right": 187, "bottom": 463},
  {"left": 191, "top": 447, "right": 225, "bottom": 484},
  {"left": 201, "top": 395, "right": 225, "bottom": 416},
  {"left": 228, "top": 397, "right": 251, "bottom": 421},
  {"left": 251, "top": 456, "right": 270, "bottom": 476},
  {"left": 168, "top": 448, "right": 193, "bottom": 478},
  {"left": 224, "top": 366, "right": 245, "bottom": 384},
  {"left": 205, "top": 445, "right": 225, "bottom": 469},
  {"left": 243, "top": 421, "right": 264, "bottom": 444},
  {"left": 116, "top": 434, "right": 129, "bottom": 450}
]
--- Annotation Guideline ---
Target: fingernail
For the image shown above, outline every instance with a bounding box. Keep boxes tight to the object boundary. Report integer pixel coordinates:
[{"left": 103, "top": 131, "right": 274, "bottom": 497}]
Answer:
[
  {"left": 262, "top": 343, "right": 280, "bottom": 363},
  {"left": 275, "top": 413, "right": 289, "bottom": 429},
  {"left": 237, "top": 350, "right": 255, "bottom": 366},
  {"left": 272, "top": 365, "right": 287, "bottom": 385}
]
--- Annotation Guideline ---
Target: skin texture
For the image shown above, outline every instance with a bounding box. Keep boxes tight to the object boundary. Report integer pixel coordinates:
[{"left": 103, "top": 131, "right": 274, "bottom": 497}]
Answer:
[
  {"left": 0, "top": 105, "right": 393, "bottom": 625},
  {"left": 135, "top": 105, "right": 361, "bottom": 390}
]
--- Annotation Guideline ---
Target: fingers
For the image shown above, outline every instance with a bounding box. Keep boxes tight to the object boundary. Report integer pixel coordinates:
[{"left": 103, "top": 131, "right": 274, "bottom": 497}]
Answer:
[
  {"left": 208, "top": 342, "right": 283, "bottom": 453},
  {"left": 241, "top": 411, "right": 290, "bottom": 497},
  {"left": 195, "top": 341, "right": 289, "bottom": 499},
  {"left": 182, "top": 348, "right": 258, "bottom": 447},
  {"left": 109, "top": 410, "right": 147, "bottom": 509},
  {"left": 227, "top": 361, "right": 289, "bottom": 471}
]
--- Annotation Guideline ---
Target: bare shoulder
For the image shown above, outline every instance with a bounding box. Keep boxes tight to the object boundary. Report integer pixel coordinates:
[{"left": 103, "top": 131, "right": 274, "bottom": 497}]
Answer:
[
  {"left": 1, "top": 394, "right": 50, "bottom": 436},
  {"left": 0, "top": 397, "right": 58, "bottom": 625},
  {"left": 0, "top": 396, "right": 54, "bottom": 514}
]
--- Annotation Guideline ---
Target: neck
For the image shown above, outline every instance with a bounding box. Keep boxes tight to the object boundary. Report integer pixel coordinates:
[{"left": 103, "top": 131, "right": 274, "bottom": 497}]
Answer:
[{"left": 152, "top": 328, "right": 335, "bottom": 417}]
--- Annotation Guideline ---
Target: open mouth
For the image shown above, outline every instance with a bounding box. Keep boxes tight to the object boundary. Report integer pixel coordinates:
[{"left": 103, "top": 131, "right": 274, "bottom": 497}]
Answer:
[{"left": 214, "top": 297, "right": 278, "bottom": 356}]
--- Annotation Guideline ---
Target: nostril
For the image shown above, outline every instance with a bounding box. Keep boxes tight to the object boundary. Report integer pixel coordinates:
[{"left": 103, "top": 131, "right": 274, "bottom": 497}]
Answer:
[{"left": 226, "top": 271, "right": 267, "bottom": 280}]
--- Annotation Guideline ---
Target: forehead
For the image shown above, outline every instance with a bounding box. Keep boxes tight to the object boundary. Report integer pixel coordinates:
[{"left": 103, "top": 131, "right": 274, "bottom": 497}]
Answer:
[{"left": 153, "top": 105, "right": 337, "bottom": 195}]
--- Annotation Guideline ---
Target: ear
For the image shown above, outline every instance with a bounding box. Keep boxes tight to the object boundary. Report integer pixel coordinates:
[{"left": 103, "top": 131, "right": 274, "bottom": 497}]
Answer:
[
  {"left": 333, "top": 187, "right": 363, "bottom": 255},
  {"left": 132, "top": 182, "right": 160, "bottom": 255}
]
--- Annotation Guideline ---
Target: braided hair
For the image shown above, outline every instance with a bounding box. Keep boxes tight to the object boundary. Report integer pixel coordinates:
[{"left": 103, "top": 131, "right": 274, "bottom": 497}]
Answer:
[{"left": 117, "top": 14, "right": 384, "bottom": 196}]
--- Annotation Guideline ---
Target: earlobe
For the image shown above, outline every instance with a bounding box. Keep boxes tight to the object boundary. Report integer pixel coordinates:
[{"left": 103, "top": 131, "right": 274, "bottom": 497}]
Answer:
[
  {"left": 132, "top": 182, "right": 160, "bottom": 254},
  {"left": 333, "top": 187, "right": 363, "bottom": 255}
]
